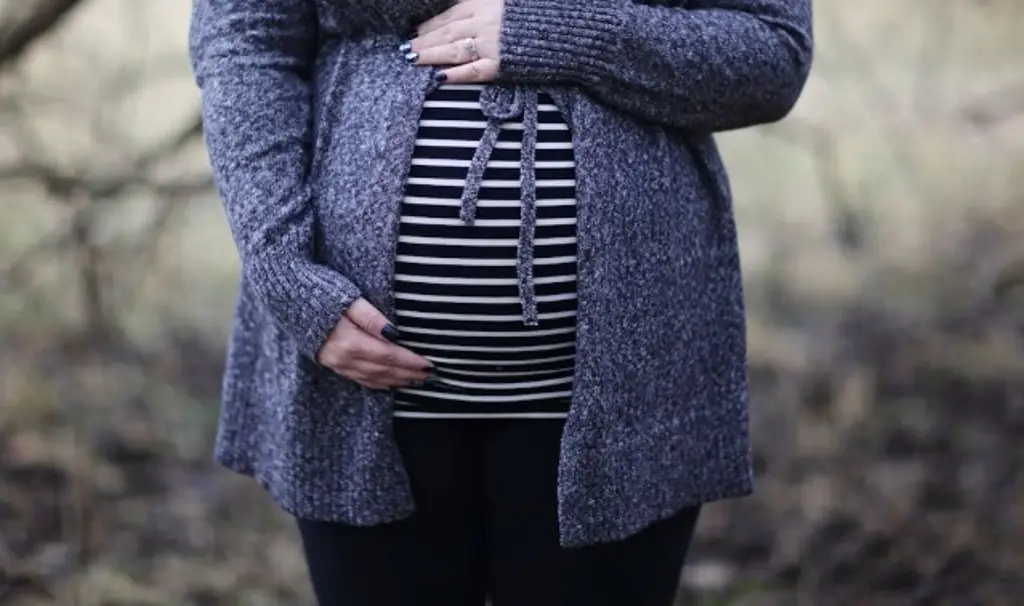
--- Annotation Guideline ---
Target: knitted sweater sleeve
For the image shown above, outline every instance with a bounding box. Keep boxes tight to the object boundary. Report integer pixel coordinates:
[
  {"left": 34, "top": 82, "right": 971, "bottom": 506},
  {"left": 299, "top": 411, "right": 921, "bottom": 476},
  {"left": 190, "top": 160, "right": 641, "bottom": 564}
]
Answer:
[
  {"left": 189, "top": 0, "right": 360, "bottom": 360},
  {"left": 498, "top": 0, "right": 813, "bottom": 133}
]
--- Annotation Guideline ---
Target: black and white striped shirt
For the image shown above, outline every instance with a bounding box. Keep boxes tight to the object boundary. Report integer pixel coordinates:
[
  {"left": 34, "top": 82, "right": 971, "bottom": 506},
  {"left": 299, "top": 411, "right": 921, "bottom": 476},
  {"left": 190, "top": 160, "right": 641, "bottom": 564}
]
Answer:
[{"left": 393, "top": 84, "right": 577, "bottom": 419}]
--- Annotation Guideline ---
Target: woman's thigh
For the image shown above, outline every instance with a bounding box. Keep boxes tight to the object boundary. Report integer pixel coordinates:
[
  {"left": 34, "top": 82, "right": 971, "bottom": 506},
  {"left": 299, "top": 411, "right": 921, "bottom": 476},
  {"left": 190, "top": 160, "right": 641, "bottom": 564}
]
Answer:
[
  {"left": 558, "top": 505, "right": 701, "bottom": 606},
  {"left": 296, "top": 418, "right": 488, "bottom": 606},
  {"left": 483, "top": 418, "right": 700, "bottom": 606}
]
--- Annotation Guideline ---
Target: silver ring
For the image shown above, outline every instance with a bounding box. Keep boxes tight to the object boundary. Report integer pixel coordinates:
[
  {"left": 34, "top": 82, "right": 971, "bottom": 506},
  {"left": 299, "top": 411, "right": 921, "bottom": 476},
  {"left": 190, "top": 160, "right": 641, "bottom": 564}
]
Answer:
[{"left": 460, "top": 37, "right": 480, "bottom": 62}]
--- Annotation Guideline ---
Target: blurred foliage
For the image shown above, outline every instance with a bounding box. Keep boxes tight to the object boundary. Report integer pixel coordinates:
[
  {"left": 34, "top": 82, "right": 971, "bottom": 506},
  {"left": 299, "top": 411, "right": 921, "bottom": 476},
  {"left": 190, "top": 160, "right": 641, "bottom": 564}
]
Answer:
[{"left": 1, "top": 1, "right": 1023, "bottom": 605}]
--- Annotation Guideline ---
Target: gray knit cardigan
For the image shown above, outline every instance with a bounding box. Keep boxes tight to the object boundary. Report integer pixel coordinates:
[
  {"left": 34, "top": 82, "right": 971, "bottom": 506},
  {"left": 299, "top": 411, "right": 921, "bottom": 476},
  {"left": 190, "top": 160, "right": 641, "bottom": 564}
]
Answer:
[{"left": 188, "top": 0, "right": 812, "bottom": 548}]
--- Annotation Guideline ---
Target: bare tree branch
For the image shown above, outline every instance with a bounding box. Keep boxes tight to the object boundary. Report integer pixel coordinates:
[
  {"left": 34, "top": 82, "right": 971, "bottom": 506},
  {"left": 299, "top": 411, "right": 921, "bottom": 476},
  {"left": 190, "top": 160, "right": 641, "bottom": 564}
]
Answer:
[
  {"left": 961, "top": 80, "right": 1024, "bottom": 127},
  {"left": 0, "top": 111, "right": 205, "bottom": 198},
  {"left": 993, "top": 259, "right": 1024, "bottom": 300},
  {"left": 0, "top": 0, "right": 87, "bottom": 69}
]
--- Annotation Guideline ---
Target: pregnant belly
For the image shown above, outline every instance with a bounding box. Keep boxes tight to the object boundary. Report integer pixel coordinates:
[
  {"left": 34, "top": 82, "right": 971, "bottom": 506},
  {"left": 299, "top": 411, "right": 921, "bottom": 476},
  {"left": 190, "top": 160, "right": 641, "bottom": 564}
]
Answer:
[{"left": 392, "top": 84, "right": 578, "bottom": 419}]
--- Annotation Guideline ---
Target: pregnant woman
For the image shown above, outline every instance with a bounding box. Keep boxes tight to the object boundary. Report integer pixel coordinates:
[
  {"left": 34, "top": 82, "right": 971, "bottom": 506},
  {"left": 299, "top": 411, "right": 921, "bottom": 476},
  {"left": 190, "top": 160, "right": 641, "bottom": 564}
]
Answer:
[{"left": 189, "top": 1, "right": 812, "bottom": 604}]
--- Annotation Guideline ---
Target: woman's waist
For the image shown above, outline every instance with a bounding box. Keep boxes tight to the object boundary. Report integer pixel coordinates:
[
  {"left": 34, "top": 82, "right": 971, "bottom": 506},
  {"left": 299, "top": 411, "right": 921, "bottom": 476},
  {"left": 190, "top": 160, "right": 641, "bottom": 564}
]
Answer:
[{"left": 391, "top": 322, "right": 578, "bottom": 385}]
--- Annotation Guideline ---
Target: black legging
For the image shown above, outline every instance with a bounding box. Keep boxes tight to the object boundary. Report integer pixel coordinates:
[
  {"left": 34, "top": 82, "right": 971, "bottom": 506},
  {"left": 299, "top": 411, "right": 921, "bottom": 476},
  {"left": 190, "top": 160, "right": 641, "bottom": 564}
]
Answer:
[{"left": 296, "top": 417, "right": 701, "bottom": 606}]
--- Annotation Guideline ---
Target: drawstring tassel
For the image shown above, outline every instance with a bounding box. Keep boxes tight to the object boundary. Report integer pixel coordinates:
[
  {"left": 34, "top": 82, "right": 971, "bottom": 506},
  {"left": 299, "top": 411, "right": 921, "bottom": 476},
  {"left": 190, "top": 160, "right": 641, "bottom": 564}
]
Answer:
[
  {"left": 459, "top": 84, "right": 540, "bottom": 325},
  {"left": 461, "top": 85, "right": 523, "bottom": 226},
  {"left": 516, "top": 88, "right": 539, "bottom": 326},
  {"left": 459, "top": 120, "right": 500, "bottom": 225}
]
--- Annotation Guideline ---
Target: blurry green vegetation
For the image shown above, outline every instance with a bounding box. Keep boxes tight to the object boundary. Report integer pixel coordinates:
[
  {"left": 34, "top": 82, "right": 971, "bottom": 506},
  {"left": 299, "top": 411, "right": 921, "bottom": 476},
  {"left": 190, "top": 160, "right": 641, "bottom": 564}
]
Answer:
[{"left": 1, "top": 1, "right": 1023, "bottom": 604}]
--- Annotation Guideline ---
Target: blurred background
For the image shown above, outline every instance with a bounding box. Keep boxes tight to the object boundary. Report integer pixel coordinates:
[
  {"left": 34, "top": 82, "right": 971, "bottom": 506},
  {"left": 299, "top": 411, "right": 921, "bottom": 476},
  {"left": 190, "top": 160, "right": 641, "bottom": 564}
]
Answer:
[{"left": 1, "top": 1, "right": 1022, "bottom": 604}]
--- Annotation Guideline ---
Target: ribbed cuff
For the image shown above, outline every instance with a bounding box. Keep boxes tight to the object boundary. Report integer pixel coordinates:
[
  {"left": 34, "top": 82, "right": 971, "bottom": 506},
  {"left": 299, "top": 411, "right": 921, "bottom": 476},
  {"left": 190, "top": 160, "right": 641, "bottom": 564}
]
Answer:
[
  {"left": 248, "top": 253, "right": 361, "bottom": 361},
  {"left": 499, "top": 0, "right": 624, "bottom": 84}
]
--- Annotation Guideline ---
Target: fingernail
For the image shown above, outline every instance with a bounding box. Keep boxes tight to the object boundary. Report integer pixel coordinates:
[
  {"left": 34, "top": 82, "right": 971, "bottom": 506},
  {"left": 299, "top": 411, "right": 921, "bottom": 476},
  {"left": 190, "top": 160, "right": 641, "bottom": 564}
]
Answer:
[
  {"left": 382, "top": 324, "right": 401, "bottom": 342},
  {"left": 424, "top": 376, "right": 445, "bottom": 387},
  {"left": 433, "top": 71, "right": 448, "bottom": 84},
  {"left": 398, "top": 40, "right": 413, "bottom": 53},
  {"left": 404, "top": 51, "right": 419, "bottom": 64}
]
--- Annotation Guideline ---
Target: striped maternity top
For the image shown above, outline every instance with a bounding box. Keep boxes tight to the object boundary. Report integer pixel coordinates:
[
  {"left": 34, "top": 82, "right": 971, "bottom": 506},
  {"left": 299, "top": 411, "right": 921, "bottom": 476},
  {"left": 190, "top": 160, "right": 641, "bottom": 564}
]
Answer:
[{"left": 392, "top": 84, "right": 577, "bottom": 419}]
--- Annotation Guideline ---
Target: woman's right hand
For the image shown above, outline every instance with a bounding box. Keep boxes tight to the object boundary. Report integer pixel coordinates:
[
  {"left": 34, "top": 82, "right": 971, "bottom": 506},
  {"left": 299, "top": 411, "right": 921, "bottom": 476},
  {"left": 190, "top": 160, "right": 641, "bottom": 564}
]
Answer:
[{"left": 316, "top": 298, "right": 434, "bottom": 390}]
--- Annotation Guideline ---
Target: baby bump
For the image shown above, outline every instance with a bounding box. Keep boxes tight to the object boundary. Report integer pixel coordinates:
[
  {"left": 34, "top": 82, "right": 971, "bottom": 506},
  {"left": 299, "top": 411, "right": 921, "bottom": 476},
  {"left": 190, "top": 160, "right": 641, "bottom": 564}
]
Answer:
[{"left": 392, "top": 84, "right": 578, "bottom": 419}]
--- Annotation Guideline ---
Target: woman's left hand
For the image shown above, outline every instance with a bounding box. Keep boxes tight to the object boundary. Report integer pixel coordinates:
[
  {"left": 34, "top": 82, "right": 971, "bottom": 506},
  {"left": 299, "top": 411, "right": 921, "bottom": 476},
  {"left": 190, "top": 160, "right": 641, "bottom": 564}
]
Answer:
[{"left": 404, "top": 0, "right": 504, "bottom": 84}]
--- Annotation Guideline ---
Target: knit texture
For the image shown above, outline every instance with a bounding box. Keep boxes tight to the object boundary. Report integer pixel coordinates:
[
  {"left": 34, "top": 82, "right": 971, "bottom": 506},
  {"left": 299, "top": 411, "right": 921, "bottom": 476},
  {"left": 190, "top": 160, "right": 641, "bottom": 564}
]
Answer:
[{"left": 188, "top": 0, "right": 813, "bottom": 548}]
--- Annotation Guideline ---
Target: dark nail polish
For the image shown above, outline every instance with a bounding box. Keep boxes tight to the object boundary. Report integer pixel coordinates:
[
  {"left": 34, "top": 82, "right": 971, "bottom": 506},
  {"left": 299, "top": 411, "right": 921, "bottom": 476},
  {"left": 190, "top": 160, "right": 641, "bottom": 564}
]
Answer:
[
  {"left": 424, "top": 376, "right": 445, "bottom": 387},
  {"left": 433, "top": 71, "right": 448, "bottom": 84},
  {"left": 382, "top": 323, "right": 401, "bottom": 342},
  {"left": 404, "top": 51, "right": 419, "bottom": 64},
  {"left": 398, "top": 41, "right": 413, "bottom": 53}
]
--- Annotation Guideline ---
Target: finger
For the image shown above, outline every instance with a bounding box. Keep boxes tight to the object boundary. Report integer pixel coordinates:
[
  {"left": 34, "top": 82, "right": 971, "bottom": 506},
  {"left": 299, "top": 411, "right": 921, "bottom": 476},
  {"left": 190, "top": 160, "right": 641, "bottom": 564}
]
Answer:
[
  {"left": 416, "top": 3, "right": 474, "bottom": 38},
  {"left": 316, "top": 326, "right": 354, "bottom": 369},
  {"left": 415, "top": 36, "right": 481, "bottom": 67},
  {"left": 369, "top": 342, "right": 436, "bottom": 373},
  {"left": 439, "top": 59, "right": 499, "bottom": 84},
  {"left": 352, "top": 360, "right": 433, "bottom": 385},
  {"left": 408, "top": 18, "right": 474, "bottom": 57},
  {"left": 358, "top": 379, "right": 390, "bottom": 391},
  {"left": 352, "top": 359, "right": 432, "bottom": 381},
  {"left": 344, "top": 297, "right": 400, "bottom": 342},
  {"left": 347, "top": 329, "right": 434, "bottom": 371},
  {"left": 325, "top": 358, "right": 430, "bottom": 390}
]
